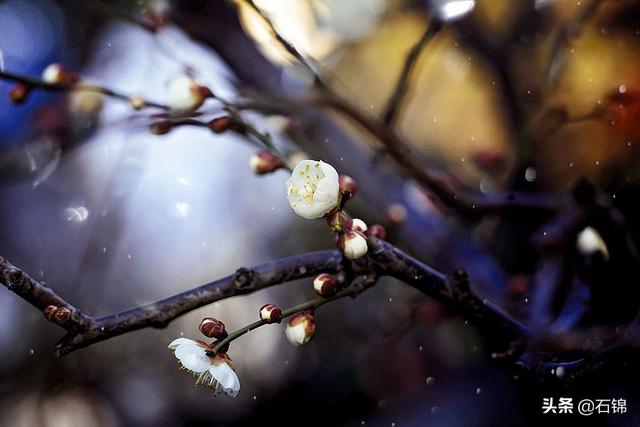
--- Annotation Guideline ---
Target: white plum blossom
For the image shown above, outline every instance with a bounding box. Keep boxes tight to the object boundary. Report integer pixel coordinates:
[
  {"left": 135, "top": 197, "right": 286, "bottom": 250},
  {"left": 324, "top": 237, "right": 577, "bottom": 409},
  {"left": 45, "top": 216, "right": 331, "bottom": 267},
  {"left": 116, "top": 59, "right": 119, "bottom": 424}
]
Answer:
[
  {"left": 576, "top": 227, "right": 609, "bottom": 260},
  {"left": 166, "top": 76, "right": 211, "bottom": 111},
  {"left": 286, "top": 160, "right": 340, "bottom": 219},
  {"left": 168, "top": 338, "right": 240, "bottom": 397}
]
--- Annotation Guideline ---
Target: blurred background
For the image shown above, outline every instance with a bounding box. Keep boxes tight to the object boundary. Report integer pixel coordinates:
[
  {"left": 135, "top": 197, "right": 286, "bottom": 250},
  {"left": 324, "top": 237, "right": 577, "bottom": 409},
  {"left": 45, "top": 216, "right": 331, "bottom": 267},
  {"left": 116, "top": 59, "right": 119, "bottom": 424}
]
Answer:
[{"left": 1, "top": 0, "right": 640, "bottom": 426}]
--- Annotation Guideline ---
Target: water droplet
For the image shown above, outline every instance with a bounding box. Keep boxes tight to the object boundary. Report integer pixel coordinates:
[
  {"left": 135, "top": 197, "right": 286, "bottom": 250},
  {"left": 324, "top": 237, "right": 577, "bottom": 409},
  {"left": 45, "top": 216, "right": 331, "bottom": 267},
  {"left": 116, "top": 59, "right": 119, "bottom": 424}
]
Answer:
[
  {"left": 65, "top": 206, "right": 89, "bottom": 222},
  {"left": 299, "top": 267, "right": 307, "bottom": 274},
  {"left": 524, "top": 167, "right": 537, "bottom": 182},
  {"left": 29, "top": 349, "right": 35, "bottom": 355},
  {"left": 426, "top": 376, "right": 436, "bottom": 386},
  {"left": 476, "top": 387, "right": 482, "bottom": 394},
  {"left": 556, "top": 366, "right": 565, "bottom": 378}
]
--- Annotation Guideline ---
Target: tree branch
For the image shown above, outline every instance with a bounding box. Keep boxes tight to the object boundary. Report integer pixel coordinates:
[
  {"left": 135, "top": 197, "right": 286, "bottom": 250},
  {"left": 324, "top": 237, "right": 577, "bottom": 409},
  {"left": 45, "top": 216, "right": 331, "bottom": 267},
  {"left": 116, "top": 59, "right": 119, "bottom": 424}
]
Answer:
[
  {"left": 0, "top": 69, "right": 169, "bottom": 110},
  {"left": 382, "top": 19, "right": 442, "bottom": 126},
  {"left": 1, "top": 239, "right": 527, "bottom": 358}
]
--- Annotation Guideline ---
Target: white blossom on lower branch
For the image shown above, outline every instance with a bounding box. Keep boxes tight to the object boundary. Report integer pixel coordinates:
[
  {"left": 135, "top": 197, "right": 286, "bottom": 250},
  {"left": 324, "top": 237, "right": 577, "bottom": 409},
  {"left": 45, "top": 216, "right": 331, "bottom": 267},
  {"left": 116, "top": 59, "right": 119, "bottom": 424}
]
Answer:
[
  {"left": 286, "top": 160, "right": 340, "bottom": 219},
  {"left": 168, "top": 338, "right": 240, "bottom": 397}
]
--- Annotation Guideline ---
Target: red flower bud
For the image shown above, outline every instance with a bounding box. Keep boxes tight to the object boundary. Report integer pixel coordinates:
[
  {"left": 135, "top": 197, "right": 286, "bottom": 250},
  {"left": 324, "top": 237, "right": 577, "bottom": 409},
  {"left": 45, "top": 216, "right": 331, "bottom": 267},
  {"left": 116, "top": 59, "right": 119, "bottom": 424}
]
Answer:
[
  {"left": 9, "top": 84, "right": 30, "bottom": 104},
  {"left": 367, "top": 224, "right": 386, "bottom": 240},
  {"left": 208, "top": 116, "right": 244, "bottom": 134},
  {"left": 259, "top": 304, "right": 283, "bottom": 323},
  {"left": 338, "top": 175, "right": 358, "bottom": 199},
  {"left": 249, "top": 151, "right": 283, "bottom": 175},
  {"left": 313, "top": 273, "right": 338, "bottom": 296},
  {"left": 149, "top": 120, "right": 173, "bottom": 135},
  {"left": 199, "top": 317, "right": 227, "bottom": 339},
  {"left": 385, "top": 204, "right": 407, "bottom": 225}
]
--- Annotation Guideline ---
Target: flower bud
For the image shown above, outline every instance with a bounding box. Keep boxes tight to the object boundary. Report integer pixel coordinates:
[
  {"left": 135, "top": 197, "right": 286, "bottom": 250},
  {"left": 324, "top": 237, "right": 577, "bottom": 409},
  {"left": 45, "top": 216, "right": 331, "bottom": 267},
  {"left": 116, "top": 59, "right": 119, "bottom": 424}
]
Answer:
[
  {"left": 576, "top": 226, "right": 609, "bottom": 260},
  {"left": 367, "top": 224, "right": 386, "bottom": 240},
  {"left": 43, "top": 305, "right": 71, "bottom": 324},
  {"left": 199, "top": 317, "right": 227, "bottom": 339},
  {"left": 326, "top": 210, "right": 348, "bottom": 232},
  {"left": 208, "top": 116, "right": 244, "bottom": 134},
  {"left": 350, "top": 218, "right": 368, "bottom": 233},
  {"left": 128, "top": 95, "right": 146, "bottom": 110},
  {"left": 41, "top": 63, "right": 78, "bottom": 85},
  {"left": 386, "top": 204, "right": 407, "bottom": 225},
  {"left": 338, "top": 175, "right": 357, "bottom": 198},
  {"left": 9, "top": 84, "right": 30, "bottom": 104},
  {"left": 166, "top": 76, "right": 212, "bottom": 111},
  {"left": 249, "top": 151, "right": 283, "bottom": 175},
  {"left": 338, "top": 230, "right": 368, "bottom": 260},
  {"left": 259, "top": 304, "right": 283, "bottom": 323},
  {"left": 285, "top": 311, "right": 315, "bottom": 346},
  {"left": 150, "top": 120, "right": 173, "bottom": 135},
  {"left": 313, "top": 273, "right": 338, "bottom": 296}
]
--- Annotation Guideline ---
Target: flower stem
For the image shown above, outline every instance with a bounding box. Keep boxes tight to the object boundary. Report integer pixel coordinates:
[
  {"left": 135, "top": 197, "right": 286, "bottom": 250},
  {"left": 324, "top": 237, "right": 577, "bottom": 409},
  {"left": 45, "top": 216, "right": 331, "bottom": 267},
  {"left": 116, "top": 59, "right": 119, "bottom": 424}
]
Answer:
[{"left": 207, "top": 275, "right": 377, "bottom": 354}]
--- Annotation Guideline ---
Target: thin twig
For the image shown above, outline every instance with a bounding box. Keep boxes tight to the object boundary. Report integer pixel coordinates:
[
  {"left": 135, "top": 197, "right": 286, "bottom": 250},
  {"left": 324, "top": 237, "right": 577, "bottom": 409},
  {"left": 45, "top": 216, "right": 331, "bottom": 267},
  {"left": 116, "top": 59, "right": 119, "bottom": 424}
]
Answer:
[
  {"left": 0, "top": 69, "right": 169, "bottom": 110},
  {"left": 382, "top": 20, "right": 442, "bottom": 126},
  {"left": 209, "top": 274, "right": 378, "bottom": 354}
]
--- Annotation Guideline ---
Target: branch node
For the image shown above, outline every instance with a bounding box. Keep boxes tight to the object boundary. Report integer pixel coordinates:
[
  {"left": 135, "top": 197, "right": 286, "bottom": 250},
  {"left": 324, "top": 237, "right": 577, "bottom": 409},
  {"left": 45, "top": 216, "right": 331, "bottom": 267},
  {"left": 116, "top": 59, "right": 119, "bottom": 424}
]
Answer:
[{"left": 231, "top": 267, "right": 258, "bottom": 292}]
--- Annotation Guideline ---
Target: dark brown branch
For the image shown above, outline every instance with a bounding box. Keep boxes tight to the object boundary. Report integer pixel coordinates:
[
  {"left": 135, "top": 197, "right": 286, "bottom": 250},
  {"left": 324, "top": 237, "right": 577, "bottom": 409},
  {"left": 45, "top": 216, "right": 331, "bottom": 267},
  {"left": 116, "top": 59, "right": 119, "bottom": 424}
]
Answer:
[
  {"left": 1, "top": 251, "right": 342, "bottom": 356},
  {"left": 382, "top": 20, "right": 442, "bottom": 126},
  {"left": 1, "top": 240, "right": 528, "bottom": 358}
]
